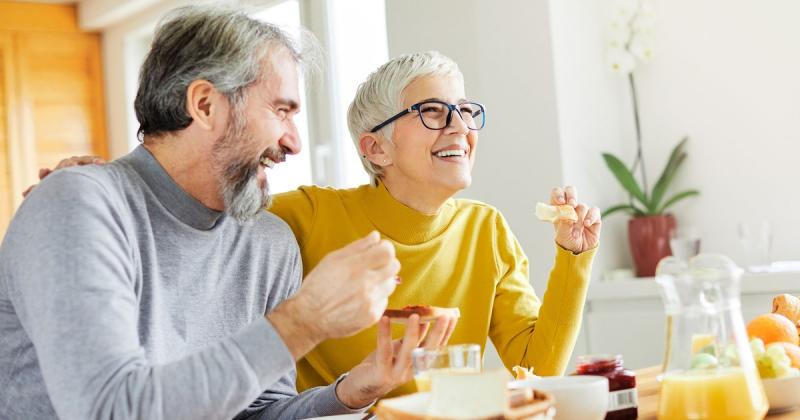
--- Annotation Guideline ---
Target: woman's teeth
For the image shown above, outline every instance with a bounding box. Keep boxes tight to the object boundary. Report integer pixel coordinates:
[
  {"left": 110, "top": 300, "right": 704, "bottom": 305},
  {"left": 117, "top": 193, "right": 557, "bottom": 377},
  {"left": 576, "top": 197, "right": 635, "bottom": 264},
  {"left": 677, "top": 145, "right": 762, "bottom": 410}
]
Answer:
[
  {"left": 434, "top": 149, "right": 466, "bottom": 158},
  {"left": 260, "top": 156, "right": 276, "bottom": 168}
]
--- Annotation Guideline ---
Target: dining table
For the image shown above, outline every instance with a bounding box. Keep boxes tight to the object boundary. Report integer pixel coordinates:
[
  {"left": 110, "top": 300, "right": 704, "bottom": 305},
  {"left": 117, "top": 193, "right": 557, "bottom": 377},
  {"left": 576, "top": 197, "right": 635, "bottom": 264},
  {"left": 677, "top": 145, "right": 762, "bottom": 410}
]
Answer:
[{"left": 635, "top": 366, "right": 799, "bottom": 419}]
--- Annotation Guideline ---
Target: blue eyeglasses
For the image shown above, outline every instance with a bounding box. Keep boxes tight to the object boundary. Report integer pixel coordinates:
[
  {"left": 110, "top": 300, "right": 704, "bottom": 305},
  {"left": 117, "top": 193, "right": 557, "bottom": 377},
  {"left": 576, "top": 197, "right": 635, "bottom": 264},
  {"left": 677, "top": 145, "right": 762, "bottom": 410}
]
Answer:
[{"left": 370, "top": 100, "right": 486, "bottom": 133}]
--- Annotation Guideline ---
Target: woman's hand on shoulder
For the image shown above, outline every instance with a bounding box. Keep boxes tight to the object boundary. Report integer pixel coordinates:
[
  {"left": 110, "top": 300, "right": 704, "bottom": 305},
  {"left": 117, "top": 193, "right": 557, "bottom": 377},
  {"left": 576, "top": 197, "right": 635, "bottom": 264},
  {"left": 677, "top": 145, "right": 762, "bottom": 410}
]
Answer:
[
  {"left": 550, "top": 186, "right": 601, "bottom": 254},
  {"left": 22, "top": 155, "right": 106, "bottom": 197}
]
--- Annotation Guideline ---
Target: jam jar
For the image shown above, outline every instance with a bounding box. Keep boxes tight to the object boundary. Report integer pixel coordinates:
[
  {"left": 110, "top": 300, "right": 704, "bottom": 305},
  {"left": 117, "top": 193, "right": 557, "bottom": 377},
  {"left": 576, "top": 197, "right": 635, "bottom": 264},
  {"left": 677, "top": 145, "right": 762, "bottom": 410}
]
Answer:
[{"left": 574, "top": 354, "right": 638, "bottom": 420}]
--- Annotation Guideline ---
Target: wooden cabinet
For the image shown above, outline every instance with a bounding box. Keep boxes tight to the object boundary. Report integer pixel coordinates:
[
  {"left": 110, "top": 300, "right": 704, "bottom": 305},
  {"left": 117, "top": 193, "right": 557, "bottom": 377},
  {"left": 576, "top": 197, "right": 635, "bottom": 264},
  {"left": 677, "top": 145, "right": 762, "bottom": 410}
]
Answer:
[{"left": 0, "top": 2, "right": 108, "bottom": 235}]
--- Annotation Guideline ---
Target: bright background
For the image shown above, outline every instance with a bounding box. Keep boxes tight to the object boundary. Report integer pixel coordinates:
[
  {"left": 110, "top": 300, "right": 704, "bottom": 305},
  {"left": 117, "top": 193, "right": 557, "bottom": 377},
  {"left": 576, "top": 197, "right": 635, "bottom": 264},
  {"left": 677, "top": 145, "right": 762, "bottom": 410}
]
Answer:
[{"left": 3, "top": 0, "right": 799, "bottom": 370}]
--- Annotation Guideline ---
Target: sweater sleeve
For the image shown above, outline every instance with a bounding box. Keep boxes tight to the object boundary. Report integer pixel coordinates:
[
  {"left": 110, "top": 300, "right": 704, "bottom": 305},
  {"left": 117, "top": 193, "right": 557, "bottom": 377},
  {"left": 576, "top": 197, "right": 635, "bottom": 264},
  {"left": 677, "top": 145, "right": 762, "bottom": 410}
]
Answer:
[
  {"left": 233, "top": 238, "right": 368, "bottom": 419},
  {"left": 267, "top": 187, "right": 317, "bottom": 248},
  {"left": 488, "top": 211, "right": 597, "bottom": 376},
  {"left": 234, "top": 375, "right": 367, "bottom": 420},
  {"left": 2, "top": 171, "right": 295, "bottom": 420}
]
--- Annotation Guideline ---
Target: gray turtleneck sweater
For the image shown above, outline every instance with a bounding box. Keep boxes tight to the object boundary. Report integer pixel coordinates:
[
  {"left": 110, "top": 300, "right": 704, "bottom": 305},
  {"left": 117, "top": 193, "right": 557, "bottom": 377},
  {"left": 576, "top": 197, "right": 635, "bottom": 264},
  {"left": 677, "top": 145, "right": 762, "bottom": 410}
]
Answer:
[{"left": 0, "top": 146, "right": 360, "bottom": 420}]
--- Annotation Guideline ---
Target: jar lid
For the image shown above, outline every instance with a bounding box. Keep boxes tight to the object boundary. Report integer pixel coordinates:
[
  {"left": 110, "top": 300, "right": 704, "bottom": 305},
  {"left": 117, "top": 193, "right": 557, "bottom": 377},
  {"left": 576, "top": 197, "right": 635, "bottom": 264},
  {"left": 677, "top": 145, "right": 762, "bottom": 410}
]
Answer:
[{"left": 576, "top": 354, "right": 622, "bottom": 365}]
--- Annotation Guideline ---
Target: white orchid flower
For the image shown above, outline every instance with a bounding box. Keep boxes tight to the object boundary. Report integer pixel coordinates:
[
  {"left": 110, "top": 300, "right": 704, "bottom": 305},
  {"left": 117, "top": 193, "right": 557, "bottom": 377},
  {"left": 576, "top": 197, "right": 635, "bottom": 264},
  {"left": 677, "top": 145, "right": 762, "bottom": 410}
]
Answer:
[
  {"left": 639, "top": 0, "right": 656, "bottom": 14},
  {"left": 609, "top": 19, "right": 632, "bottom": 46},
  {"left": 631, "top": 13, "right": 656, "bottom": 37},
  {"left": 607, "top": 48, "right": 637, "bottom": 74},
  {"left": 607, "top": 0, "right": 655, "bottom": 74},
  {"left": 628, "top": 34, "right": 655, "bottom": 62},
  {"left": 613, "top": 0, "right": 639, "bottom": 20}
]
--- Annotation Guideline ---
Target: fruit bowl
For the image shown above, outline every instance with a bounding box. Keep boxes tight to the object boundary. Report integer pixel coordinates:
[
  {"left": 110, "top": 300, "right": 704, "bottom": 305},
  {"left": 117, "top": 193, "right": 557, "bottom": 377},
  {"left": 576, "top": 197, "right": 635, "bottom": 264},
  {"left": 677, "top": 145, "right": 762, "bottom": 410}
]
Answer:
[{"left": 763, "top": 375, "right": 800, "bottom": 414}]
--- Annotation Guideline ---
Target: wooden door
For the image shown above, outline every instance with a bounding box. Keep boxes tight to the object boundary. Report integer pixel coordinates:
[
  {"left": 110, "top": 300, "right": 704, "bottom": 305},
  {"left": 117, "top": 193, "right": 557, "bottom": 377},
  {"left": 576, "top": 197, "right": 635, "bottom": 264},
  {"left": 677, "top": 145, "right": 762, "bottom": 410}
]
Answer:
[
  {"left": 0, "top": 33, "right": 16, "bottom": 234},
  {"left": 15, "top": 31, "right": 107, "bottom": 181},
  {"left": 0, "top": 2, "right": 107, "bottom": 236}
]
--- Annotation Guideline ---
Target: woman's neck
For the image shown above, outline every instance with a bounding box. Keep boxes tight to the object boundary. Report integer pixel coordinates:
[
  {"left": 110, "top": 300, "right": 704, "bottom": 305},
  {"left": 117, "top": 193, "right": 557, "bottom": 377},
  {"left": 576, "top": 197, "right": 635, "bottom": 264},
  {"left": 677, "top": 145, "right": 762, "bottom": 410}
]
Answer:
[{"left": 380, "top": 177, "right": 451, "bottom": 215}]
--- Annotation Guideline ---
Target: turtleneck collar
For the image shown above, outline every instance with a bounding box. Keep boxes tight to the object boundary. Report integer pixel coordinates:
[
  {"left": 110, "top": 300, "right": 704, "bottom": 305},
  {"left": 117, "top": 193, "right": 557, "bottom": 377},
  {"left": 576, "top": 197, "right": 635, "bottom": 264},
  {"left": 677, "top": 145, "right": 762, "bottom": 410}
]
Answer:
[
  {"left": 121, "top": 146, "right": 224, "bottom": 230},
  {"left": 359, "top": 182, "right": 456, "bottom": 244}
]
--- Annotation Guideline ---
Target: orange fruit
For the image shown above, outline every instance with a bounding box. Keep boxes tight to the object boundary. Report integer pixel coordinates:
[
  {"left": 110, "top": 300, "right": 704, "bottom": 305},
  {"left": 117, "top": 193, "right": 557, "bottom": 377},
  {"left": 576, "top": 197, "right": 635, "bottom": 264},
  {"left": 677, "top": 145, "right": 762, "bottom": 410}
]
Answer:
[
  {"left": 769, "top": 342, "right": 800, "bottom": 368},
  {"left": 748, "top": 313, "right": 800, "bottom": 346}
]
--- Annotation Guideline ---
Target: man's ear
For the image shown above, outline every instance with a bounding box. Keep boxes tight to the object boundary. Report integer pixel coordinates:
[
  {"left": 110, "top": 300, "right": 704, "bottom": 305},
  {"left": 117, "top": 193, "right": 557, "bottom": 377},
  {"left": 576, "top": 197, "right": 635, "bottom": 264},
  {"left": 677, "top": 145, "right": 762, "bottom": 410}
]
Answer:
[
  {"left": 185, "top": 79, "right": 224, "bottom": 131},
  {"left": 359, "top": 133, "right": 392, "bottom": 167}
]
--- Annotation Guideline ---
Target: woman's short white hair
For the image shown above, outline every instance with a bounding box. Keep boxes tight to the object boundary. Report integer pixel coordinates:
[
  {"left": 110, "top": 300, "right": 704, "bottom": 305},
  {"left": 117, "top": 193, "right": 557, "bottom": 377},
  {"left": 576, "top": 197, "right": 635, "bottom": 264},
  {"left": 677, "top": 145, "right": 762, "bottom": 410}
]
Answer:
[{"left": 347, "top": 51, "right": 463, "bottom": 186}]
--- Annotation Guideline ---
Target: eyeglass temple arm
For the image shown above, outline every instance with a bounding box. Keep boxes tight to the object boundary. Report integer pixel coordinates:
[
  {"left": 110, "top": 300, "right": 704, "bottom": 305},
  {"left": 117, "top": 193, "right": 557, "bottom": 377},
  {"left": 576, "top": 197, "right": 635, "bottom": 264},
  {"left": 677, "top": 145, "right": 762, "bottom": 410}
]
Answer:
[{"left": 370, "top": 107, "right": 414, "bottom": 133}]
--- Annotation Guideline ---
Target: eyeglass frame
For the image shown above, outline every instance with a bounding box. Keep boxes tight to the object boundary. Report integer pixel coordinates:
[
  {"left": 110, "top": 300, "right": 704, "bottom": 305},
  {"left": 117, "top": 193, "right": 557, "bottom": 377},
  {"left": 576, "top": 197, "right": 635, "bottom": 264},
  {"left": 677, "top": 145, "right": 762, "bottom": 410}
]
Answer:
[{"left": 369, "top": 100, "right": 486, "bottom": 133}]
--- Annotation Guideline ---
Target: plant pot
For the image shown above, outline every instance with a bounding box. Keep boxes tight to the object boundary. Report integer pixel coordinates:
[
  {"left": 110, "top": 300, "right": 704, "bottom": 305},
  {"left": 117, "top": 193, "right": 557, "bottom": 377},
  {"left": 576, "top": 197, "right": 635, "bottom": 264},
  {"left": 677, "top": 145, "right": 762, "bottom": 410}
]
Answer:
[{"left": 628, "top": 214, "right": 676, "bottom": 277}]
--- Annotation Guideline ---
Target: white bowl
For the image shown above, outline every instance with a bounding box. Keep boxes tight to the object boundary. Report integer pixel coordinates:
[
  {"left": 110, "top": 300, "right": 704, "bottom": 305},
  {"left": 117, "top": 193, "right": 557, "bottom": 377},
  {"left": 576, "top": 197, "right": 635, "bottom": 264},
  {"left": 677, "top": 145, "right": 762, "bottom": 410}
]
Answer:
[
  {"left": 763, "top": 375, "right": 800, "bottom": 414},
  {"left": 510, "top": 376, "right": 609, "bottom": 420}
]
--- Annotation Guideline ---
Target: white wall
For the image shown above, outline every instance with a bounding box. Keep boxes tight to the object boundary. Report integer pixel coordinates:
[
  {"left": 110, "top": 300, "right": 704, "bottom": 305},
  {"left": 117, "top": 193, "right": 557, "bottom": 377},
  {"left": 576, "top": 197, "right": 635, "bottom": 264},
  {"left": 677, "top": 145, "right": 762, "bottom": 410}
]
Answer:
[
  {"left": 101, "top": 0, "right": 189, "bottom": 159},
  {"left": 548, "top": 0, "right": 634, "bottom": 281},
  {"left": 550, "top": 0, "right": 800, "bottom": 271},
  {"left": 637, "top": 0, "right": 800, "bottom": 266},
  {"left": 384, "top": 0, "right": 567, "bottom": 369}
]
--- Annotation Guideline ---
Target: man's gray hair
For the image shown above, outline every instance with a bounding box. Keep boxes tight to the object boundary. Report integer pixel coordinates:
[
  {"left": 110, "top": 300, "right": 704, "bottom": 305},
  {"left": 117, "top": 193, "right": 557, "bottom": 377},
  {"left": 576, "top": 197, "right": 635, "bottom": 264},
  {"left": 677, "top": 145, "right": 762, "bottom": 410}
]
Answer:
[
  {"left": 347, "top": 51, "right": 462, "bottom": 186},
  {"left": 134, "top": 4, "right": 319, "bottom": 141}
]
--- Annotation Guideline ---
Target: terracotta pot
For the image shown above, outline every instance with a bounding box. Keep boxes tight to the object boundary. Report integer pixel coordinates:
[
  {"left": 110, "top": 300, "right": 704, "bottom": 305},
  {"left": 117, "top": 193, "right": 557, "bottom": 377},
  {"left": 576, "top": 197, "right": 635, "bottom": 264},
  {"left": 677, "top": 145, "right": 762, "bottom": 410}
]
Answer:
[{"left": 628, "top": 214, "right": 676, "bottom": 277}]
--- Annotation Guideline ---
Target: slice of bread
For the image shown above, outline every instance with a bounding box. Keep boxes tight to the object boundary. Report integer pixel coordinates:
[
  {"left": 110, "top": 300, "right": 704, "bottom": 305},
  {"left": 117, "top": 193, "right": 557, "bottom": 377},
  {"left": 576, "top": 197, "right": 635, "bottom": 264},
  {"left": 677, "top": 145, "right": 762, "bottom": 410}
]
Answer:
[{"left": 383, "top": 305, "right": 461, "bottom": 324}]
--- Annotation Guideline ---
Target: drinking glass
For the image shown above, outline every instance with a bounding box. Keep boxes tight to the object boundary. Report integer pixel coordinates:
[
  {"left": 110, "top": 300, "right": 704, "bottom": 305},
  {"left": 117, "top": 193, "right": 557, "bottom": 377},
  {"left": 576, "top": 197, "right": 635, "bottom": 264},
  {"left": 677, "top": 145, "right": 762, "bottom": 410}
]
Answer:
[
  {"left": 669, "top": 226, "right": 701, "bottom": 261},
  {"left": 738, "top": 221, "right": 772, "bottom": 272},
  {"left": 412, "top": 344, "right": 481, "bottom": 392}
]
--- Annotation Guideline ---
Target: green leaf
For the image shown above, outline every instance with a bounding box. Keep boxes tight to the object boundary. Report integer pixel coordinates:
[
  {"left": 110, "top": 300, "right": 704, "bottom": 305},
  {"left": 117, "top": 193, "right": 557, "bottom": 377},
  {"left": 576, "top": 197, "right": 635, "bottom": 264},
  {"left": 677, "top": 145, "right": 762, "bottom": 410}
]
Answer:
[
  {"left": 651, "top": 153, "right": 686, "bottom": 210},
  {"left": 650, "top": 137, "right": 689, "bottom": 209},
  {"left": 658, "top": 189, "right": 700, "bottom": 213},
  {"left": 602, "top": 204, "right": 637, "bottom": 218},
  {"left": 602, "top": 153, "right": 649, "bottom": 209}
]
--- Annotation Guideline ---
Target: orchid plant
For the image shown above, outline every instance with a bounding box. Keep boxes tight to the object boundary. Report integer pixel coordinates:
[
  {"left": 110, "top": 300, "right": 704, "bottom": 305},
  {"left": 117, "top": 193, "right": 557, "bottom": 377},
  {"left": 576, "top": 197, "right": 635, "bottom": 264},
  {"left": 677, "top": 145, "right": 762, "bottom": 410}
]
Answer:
[{"left": 601, "top": 0, "right": 698, "bottom": 217}]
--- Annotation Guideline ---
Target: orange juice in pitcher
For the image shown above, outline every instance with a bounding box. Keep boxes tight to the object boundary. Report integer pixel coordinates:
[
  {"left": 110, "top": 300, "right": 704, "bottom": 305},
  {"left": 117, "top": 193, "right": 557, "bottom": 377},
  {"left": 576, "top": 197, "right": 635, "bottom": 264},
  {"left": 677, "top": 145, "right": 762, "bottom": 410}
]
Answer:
[
  {"left": 658, "top": 367, "right": 767, "bottom": 420},
  {"left": 655, "top": 255, "right": 767, "bottom": 420}
]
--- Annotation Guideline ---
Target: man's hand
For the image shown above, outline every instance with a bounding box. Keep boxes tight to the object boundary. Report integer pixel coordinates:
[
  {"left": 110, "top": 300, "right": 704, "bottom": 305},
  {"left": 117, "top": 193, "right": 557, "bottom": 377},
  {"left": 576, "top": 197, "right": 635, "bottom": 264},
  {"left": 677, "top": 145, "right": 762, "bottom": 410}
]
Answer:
[
  {"left": 335, "top": 313, "right": 459, "bottom": 409},
  {"left": 551, "top": 186, "right": 601, "bottom": 254},
  {"left": 22, "top": 155, "right": 106, "bottom": 197},
  {"left": 268, "top": 231, "right": 400, "bottom": 360}
]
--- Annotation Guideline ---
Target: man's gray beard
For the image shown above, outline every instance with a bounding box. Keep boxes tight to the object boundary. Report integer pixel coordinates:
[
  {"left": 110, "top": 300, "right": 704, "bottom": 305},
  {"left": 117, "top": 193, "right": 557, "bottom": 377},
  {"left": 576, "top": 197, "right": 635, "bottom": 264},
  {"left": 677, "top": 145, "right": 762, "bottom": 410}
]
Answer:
[
  {"left": 223, "top": 169, "right": 271, "bottom": 224},
  {"left": 213, "top": 116, "right": 271, "bottom": 224}
]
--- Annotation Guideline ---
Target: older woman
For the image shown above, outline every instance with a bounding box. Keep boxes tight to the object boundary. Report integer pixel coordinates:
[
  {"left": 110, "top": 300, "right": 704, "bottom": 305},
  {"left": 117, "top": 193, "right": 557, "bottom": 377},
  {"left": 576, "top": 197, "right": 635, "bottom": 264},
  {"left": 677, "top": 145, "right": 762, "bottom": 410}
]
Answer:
[
  {"left": 268, "top": 51, "right": 601, "bottom": 397},
  {"left": 30, "top": 51, "right": 600, "bottom": 398}
]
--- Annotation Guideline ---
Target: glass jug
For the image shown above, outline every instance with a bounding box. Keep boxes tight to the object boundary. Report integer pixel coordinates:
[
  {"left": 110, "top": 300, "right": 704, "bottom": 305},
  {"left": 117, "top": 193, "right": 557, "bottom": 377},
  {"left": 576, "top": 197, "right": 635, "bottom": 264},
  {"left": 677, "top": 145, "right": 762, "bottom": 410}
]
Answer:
[{"left": 655, "top": 254, "right": 767, "bottom": 420}]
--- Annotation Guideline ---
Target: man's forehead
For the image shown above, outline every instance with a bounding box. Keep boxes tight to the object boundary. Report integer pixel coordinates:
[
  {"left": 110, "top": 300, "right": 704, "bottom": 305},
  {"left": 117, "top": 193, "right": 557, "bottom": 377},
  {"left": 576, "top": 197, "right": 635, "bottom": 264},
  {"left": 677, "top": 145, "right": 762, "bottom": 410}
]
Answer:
[{"left": 258, "top": 51, "right": 301, "bottom": 101}]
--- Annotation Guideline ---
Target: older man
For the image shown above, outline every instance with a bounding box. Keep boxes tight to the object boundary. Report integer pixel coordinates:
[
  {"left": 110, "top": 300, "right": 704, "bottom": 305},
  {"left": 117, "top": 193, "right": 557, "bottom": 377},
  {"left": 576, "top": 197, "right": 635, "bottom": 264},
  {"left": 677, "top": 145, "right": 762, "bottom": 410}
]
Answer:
[{"left": 0, "top": 6, "right": 435, "bottom": 420}]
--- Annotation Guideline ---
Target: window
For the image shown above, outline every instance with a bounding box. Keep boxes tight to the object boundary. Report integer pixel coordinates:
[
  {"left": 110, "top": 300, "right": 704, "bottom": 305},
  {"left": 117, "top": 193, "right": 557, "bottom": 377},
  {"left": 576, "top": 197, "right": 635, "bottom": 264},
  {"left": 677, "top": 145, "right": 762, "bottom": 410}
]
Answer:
[
  {"left": 287, "top": 0, "right": 389, "bottom": 188},
  {"left": 124, "top": 29, "right": 153, "bottom": 152},
  {"left": 252, "top": 0, "right": 390, "bottom": 191},
  {"left": 252, "top": 0, "right": 313, "bottom": 194},
  {"left": 324, "top": 0, "right": 388, "bottom": 187}
]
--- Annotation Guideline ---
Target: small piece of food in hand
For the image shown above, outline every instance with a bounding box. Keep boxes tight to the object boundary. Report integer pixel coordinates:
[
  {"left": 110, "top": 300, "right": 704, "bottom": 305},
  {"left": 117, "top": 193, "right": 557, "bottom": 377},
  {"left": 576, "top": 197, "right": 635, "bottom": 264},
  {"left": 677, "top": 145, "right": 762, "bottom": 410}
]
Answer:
[
  {"left": 535, "top": 202, "right": 578, "bottom": 223},
  {"left": 383, "top": 305, "right": 460, "bottom": 324},
  {"left": 512, "top": 365, "right": 537, "bottom": 380}
]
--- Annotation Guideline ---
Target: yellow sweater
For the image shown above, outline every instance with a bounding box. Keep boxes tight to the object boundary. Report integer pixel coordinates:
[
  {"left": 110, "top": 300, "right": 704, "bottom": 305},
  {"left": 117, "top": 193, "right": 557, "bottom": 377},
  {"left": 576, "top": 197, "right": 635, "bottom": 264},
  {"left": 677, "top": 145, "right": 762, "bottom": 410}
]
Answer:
[{"left": 268, "top": 183, "right": 596, "bottom": 397}]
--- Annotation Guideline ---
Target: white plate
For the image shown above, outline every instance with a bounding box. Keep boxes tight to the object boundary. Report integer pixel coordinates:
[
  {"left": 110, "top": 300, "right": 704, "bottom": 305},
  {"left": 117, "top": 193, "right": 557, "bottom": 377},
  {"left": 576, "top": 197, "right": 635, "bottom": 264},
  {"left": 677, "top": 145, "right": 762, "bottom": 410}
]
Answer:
[
  {"left": 763, "top": 375, "right": 800, "bottom": 414},
  {"left": 302, "top": 414, "right": 366, "bottom": 420}
]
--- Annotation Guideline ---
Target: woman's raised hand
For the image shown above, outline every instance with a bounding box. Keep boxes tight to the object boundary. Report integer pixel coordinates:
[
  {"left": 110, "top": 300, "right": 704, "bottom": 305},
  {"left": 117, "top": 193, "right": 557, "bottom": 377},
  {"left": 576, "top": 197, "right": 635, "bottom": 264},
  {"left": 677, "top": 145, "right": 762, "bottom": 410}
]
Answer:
[{"left": 550, "top": 186, "right": 601, "bottom": 254}]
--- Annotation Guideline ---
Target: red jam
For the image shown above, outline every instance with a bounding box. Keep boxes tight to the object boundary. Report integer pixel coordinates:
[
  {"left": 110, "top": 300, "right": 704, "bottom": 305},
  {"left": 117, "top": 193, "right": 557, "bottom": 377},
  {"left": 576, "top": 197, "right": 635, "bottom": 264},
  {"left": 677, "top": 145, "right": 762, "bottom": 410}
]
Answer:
[{"left": 574, "top": 354, "right": 638, "bottom": 420}]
